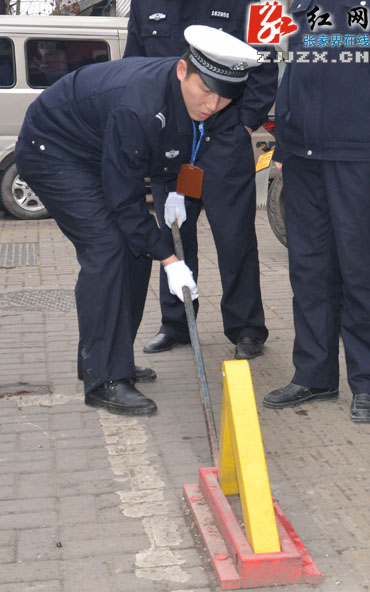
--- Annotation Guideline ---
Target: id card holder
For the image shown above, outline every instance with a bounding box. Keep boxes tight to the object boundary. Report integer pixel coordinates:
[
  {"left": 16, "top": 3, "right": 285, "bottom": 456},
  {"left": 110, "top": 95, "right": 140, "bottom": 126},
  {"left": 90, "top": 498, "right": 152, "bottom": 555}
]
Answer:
[{"left": 176, "top": 163, "right": 204, "bottom": 199}]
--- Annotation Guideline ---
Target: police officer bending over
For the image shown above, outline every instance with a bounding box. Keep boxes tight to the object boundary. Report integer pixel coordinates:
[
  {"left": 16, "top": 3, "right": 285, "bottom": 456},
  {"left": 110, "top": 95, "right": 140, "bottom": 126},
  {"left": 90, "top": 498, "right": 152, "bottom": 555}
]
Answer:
[
  {"left": 15, "top": 26, "right": 259, "bottom": 416},
  {"left": 125, "top": 0, "right": 278, "bottom": 360}
]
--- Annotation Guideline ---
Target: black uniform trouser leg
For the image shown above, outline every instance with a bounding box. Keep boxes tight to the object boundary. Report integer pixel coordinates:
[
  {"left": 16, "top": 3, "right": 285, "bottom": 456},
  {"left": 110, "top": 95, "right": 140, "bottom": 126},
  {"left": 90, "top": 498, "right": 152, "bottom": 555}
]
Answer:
[
  {"left": 200, "top": 124, "right": 267, "bottom": 344},
  {"left": 151, "top": 182, "right": 201, "bottom": 342},
  {"left": 284, "top": 156, "right": 370, "bottom": 394},
  {"left": 74, "top": 234, "right": 151, "bottom": 392},
  {"left": 15, "top": 148, "right": 151, "bottom": 394},
  {"left": 151, "top": 123, "right": 267, "bottom": 345}
]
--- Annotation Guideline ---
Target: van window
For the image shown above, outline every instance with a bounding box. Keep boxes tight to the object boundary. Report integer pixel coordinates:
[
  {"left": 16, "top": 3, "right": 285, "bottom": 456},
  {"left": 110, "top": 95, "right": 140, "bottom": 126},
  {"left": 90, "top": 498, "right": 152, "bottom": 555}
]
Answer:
[
  {"left": 25, "top": 39, "right": 110, "bottom": 87},
  {"left": 0, "top": 38, "right": 15, "bottom": 87}
]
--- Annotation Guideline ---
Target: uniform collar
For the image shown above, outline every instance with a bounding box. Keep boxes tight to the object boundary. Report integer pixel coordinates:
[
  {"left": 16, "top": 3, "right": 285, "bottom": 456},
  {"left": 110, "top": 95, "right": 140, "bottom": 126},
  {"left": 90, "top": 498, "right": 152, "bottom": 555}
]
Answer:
[{"left": 170, "top": 67, "right": 193, "bottom": 136}]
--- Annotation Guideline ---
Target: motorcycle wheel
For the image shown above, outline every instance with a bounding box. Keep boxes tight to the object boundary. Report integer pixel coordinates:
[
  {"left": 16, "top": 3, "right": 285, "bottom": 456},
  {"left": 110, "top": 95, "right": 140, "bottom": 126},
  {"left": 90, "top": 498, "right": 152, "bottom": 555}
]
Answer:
[{"left": 266, "top": 172, "right": 287, "bottom": 248}]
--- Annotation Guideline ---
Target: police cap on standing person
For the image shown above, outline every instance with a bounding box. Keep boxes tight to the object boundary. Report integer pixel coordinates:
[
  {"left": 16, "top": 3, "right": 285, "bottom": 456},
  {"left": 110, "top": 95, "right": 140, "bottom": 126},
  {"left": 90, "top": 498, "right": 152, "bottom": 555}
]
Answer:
[{"left": 15, "top": 26, "right": 259, "bottom": 416}]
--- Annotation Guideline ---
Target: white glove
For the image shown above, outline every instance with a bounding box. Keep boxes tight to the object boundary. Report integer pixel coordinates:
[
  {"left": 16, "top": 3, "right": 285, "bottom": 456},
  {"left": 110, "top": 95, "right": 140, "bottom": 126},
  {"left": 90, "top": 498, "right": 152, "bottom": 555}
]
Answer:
[
  {"left": 164, "top": 191, "right": 186, "bottom": 228},
  {"left": 164, "top": 260, "right": 198, "bottom": 302}
]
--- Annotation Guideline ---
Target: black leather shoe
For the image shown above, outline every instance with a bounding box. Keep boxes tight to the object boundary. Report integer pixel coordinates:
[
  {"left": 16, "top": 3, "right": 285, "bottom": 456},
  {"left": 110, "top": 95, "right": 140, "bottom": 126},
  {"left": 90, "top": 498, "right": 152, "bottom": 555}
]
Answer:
[
  {"left": 143, "top": 332, "right": 188, "bottom": 354},
  {"left": 79, "top": 365, "right": 157, "bottom": 383},
  {"left": 85, "top": 379, "right": 157, "bottom": 416},
  {"left": 263, "top": 382, "right": 339, "bottom": 409},
  {"left": 350, "top": 394, "right": 370, "bottom": 423},
  {"left": 134, "top": 366, "right": 157, "bottom": 383},
  {"left": 235, "top": 337, "right": 264, "bottom": 360}
]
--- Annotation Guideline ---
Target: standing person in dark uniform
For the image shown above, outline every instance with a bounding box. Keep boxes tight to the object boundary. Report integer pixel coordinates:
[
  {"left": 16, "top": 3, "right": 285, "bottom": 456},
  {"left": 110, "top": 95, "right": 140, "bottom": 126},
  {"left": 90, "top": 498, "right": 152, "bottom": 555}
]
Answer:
[
  {"left": 15, "top": 26, "right": 260, "bottom": 416},
  {"left": 125, "top": 1, "right": 278, "bottom": 359},
  {"left": 263, "top": 1, "right": 370, "bottom": 422}
]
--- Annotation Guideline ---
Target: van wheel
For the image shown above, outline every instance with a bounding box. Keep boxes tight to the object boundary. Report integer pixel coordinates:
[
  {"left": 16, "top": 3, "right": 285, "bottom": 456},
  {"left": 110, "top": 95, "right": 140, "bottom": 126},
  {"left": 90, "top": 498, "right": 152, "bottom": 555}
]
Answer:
[
  {"left": 266, "top": 173, "right": 287, "bottom": 248},
  {"left": 0, "top": 163, "right": 49, "bottom": 220}
]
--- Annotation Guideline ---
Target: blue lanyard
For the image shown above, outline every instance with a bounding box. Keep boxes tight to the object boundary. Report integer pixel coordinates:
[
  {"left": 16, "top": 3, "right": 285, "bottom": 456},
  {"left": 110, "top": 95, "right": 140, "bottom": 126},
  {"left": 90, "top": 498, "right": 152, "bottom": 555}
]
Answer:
[{"left": 191, "top": 121, "right": 204, "bottom": 164}]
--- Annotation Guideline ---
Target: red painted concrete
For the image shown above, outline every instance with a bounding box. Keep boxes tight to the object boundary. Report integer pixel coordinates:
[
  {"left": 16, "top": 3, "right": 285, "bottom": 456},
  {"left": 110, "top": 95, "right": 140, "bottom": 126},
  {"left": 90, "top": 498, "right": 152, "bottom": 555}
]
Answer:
[{"left": 183, "top": 467, "right": 322, "bottom": 589}]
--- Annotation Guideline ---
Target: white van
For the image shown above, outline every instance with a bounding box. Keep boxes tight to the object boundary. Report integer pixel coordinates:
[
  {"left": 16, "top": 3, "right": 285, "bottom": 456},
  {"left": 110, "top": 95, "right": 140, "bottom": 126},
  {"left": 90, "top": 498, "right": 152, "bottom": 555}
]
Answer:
[{"left": 0, "top": 15, "right": 128, "bottom": 219}]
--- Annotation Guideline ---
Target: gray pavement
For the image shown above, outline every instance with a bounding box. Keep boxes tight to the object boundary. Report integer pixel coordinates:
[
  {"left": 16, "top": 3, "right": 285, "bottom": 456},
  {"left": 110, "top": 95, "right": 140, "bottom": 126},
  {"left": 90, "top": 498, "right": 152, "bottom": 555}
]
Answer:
[{"left": 0, "top": 206, "right": 369, "bottom": 592}]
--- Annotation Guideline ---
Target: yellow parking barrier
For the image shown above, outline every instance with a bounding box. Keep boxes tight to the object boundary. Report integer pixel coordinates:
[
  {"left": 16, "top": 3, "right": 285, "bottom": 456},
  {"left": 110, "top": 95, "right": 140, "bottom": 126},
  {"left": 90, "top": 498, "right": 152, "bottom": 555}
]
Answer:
[{"left": 218, "top": 360, "right": 281, "bottom": 554}]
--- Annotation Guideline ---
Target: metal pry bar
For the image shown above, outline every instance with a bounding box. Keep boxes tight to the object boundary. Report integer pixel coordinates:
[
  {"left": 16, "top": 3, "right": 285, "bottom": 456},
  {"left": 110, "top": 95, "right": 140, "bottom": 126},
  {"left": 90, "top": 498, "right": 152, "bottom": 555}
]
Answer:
[{"left": 171, "top": 220, "right": 219, "bottom": 466}]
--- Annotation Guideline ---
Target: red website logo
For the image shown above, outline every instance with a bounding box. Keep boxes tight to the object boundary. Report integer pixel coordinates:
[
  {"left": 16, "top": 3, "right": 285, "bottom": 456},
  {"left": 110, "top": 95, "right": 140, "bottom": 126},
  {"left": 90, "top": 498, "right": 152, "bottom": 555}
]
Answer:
[{"left": 247, "top": 1, "right": 298, "bottom": 44}]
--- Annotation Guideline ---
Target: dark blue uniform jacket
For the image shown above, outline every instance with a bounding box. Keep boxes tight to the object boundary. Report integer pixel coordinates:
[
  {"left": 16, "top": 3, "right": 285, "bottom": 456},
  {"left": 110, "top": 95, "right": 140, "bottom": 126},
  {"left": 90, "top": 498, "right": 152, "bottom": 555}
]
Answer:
[
  {"left": 275, "top": 0, "right": 370, "bottom": 162},
  {"left": 124, "top": 0, "right": 278, "bottom": 131},
  {"left": 18, "top": 57, "right": 196, "bottom": 261}
]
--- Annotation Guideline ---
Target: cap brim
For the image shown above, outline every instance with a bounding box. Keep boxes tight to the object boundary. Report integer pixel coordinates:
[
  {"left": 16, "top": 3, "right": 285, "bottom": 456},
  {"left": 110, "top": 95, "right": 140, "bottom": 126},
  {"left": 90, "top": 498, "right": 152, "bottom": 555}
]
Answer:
[{"left": 199, "top": 71, "right": 244, "bottom": 100}]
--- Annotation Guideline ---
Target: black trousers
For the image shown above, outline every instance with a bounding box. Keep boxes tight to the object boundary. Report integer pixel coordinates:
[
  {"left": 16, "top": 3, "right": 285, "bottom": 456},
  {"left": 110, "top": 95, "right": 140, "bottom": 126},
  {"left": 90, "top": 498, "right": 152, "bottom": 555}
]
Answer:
[
  {"left": 283, "top": 155, "right": 370, "bottom": 394},
  {"left": 152, "top": 122, "right": 268, "bottom": 345},
  {"left": 15, "top": 142, "right": 151, "bottom": 395}
]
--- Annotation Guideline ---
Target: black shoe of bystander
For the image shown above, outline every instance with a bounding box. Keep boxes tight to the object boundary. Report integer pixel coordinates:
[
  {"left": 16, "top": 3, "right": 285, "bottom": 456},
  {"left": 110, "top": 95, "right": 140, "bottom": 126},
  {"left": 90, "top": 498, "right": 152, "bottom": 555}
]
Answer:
[
  {"left": 263, "top": 382, "right": 339, "bottom": 409},
  {"left": 134, "top": 366, "right": 157, "bottom": 383},
  {"left": 235, "top": 337, "right": 264, "bottom": 360},
  {"left": 350, "top": 393, "right": 370, "bottom": 423},
  {"left": 143, "top": 332, "right": 189, "bottom": 354}
]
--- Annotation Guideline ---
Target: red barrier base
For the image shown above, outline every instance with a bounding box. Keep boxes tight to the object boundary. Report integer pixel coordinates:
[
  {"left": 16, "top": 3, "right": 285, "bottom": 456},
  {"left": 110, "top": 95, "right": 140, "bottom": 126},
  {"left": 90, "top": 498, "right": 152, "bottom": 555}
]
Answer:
[{"left": 183, "top": 467, "right": 322, "bottom": 590}]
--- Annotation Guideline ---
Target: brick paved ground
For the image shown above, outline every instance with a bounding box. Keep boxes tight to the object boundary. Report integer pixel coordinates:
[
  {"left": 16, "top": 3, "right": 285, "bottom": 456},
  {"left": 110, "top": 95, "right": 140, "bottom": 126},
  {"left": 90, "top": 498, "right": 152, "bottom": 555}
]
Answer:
[{"left": 0, "top": 206, "right": 369, "bottom": 592}]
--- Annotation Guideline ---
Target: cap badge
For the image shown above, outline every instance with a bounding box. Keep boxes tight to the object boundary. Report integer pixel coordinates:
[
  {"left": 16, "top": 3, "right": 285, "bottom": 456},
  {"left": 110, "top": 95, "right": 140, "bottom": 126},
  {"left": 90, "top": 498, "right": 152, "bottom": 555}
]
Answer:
[
  {"left": 230, "top": 62, "right": 248, "bottom": 71},
  {"left": 149, "top": 13, "right": 166, "bottom": 21}
]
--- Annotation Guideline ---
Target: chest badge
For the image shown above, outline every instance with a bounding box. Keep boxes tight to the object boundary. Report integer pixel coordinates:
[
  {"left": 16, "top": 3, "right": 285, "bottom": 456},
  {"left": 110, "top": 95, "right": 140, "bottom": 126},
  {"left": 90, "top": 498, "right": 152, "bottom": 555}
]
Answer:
[
  {"left": 149, "top": 13, "right": 167, "bottom": 21},
  {"left": 210, "top": 10, "right": 230, "bottom": 19},
  {"left": 165, "top": 149, "right": 180, "bottom": 159}
]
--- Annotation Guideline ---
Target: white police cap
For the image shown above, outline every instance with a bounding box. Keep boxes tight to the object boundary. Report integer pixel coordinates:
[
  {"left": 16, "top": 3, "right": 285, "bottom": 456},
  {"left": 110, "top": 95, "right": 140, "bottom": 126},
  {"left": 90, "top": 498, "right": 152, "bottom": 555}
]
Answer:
[{"left": 184, "top": 25, "right": 260, "bottom": 99}]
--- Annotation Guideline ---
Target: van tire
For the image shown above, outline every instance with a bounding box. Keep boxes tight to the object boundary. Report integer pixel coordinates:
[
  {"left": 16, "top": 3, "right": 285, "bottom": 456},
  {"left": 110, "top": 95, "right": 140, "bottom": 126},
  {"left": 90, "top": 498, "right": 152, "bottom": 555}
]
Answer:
[
  {"left": 266, "top": 173, "right": 287, "bottom": 248},
  {"left": 0, "top": 163, "right": 49, "bottom": 220}
]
